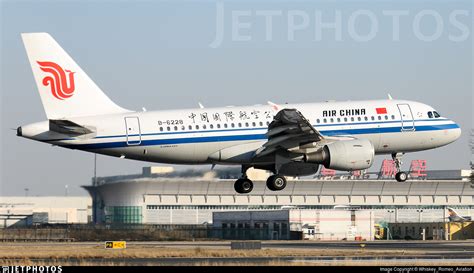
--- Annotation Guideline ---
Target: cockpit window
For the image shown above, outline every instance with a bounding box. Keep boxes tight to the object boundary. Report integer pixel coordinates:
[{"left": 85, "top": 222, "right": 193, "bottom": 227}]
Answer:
[
  {"left": 433, "top": 111, "right": 441, "bottom": 118},
  {"left": 428, "top": 112, "right": 433, "bottom": 118}
]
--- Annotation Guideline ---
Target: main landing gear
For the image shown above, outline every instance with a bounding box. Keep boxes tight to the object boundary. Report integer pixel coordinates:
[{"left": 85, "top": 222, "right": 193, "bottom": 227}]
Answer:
[
  {"left": 266, "top": 174, "right": 287, "bottom": 191},
  {"left": 234, "top": 165, "right": 254, "bottom": 194},
  {"left": 234, "top": 177, "right": 254, "bottom": 194},
  {"left": 392, "top": 152, "right": 408, "bottom": 182},
  {"left": 234, "top": 166, "right": 288, "bottom": 194}
]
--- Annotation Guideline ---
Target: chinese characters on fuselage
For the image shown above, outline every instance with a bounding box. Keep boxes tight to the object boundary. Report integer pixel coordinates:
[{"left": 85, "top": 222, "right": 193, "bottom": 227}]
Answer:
[{"left": 187, "top": 110, "right": 272, "bottom": 123}]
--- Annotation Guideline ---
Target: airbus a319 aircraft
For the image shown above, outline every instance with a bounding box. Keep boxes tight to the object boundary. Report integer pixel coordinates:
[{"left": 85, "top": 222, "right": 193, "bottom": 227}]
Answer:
[{"left": 17, "top": 33, "right": 461, "bottom": 194}]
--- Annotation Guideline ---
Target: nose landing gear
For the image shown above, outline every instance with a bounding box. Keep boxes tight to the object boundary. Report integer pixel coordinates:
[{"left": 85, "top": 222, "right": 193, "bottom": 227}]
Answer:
[{"left": 392, "top": 152, "right": 408, "bottom": 182}]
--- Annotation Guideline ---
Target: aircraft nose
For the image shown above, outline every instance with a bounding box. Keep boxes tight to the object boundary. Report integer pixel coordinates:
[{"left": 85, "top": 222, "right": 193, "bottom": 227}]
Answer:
[
  {"left": 453, "top": 125, "right": 462, "bottom": 140},
  {"left": 16, "top": 126, "right": 22, "bottom": 137},
  {"left": 449, "top": 122, "right": 462, "bottom": 142}
]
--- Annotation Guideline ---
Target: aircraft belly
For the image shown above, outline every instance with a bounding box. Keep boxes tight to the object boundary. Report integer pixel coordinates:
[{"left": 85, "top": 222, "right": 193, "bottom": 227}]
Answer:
[
  {"left": 377, "top": 130, "right": 454, "bottom": 154},
  {"left": 92, "top": 140, "right": 261, "bottom": 164}
]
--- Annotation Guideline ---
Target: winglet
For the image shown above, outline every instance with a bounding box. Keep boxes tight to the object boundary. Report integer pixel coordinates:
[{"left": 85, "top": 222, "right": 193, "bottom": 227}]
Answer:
[
  {"left": 198, "top": 102, "right": 204, "bottom": 109},
  {"left": 387, "top": 94, "right": 393, "bottom": 100},
  {"left": 267, "top": 101, "right": 280, "bottom": 111}
]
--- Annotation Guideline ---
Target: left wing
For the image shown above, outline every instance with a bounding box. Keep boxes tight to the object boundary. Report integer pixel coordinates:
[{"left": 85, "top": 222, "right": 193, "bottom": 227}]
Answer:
[{"left": 255, "top": 108, "right": 326, "bottom": 158}]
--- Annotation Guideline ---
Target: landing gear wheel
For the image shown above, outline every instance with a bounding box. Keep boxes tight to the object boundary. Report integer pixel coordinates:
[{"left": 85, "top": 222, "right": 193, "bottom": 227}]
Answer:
[
  {"left": 266, "top": 175, "right": 287, "bottom": 191},
  {"left": 395, "top": 172, "right": 408, "bottom": 182},
  {"left": 234, "top": 178, "right": 254, "bottom": 194}
]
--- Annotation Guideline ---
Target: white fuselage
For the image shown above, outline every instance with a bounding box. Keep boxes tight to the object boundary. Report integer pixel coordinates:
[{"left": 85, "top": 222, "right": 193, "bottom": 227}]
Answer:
[{"left": 19, "top": 99, "right": 461, "bottom": 165}]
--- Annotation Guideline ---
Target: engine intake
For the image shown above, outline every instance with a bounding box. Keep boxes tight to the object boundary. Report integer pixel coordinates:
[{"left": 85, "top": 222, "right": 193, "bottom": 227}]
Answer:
[{"left": 304, "top": 139, "right": 374, "bottom": 171}]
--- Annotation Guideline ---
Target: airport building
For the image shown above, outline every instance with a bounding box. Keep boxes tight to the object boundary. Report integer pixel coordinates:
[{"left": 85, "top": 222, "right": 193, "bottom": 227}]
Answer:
[
  {"left": 2, "top": 166, "right": 472, "bottom": 239},
  {"left": 83, "top": 167, "right": 474, "bottom": 228},
  {"left": 0, "top": 197, "right": 91, "bottom": 228},
  {"left": 213, "top": 209, "right": 374, "bottom": 241}
]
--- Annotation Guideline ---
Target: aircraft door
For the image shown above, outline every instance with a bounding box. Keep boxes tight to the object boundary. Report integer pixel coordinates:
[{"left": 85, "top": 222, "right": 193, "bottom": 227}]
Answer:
[
  {"left": 125, "top": 117, "right": 141, "bottom": 145},
  {"left": 397, "top": 104, "right": 415, "bottom": 131}
]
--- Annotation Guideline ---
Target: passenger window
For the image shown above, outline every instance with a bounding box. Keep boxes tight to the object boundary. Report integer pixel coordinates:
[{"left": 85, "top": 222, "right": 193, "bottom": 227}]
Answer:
[
  {"left": 224, "top": 124, "right": 228, "bottom": 128},
  {"left": 259, "top": 121, "right": 263, "bottom": 126},
  {"left": 344, "top": 117, "right": 348, "bottom": 122},
  {"left": 238, "top": 123, "right": 242, "bottom": 127},
  {"left": 364, "top": 116, "right": 368, "bottom": 121},
  {"left": 210, "top": 124, "right": 214, "bottom": 129},
  {"left": 391, "top": 115, "right": 395, "bottom": 120},
  {"left": 428, "top": 112, "right": 433, "bottom": 119},
  {"left": 351, "top": 117, "right": 354, "bottom": 122},
  {"left": 337, "top": 118, "right": 341, "bottom": 122},
  {"left": 159, "top": 127, "right": 163, "bottom": 132},
  {"left": 357, "top": 117, "right": 361, "bottom": 121},
  {"left": 195, "top": 125, "right": 199, "bottom": 130},
  {"left": 167, "top": 126, "right": 170, "bottom": 131},
  {"left": 371, "top": 116, "right": 375, "bottom": 121},
  {"left": 231, "top": 123, "right": 235, "bottom": 128},
  {"left": 316, "top": 119, "right": 320, "bottom": 124},
  {"left": 181, "top": 125, "right": 185, "bottom": 130},
  {"left": 174, "top": 126, "right": 178, "bottom": 131},
  {"left": 188, "top": 125, "right": 192, "bottom": 130},
  {"left": 433, "top": 111, "right": 441, "bottom": 118},
  {"left": 385, "top": 115, "right": 388, "bottom": 120},
  {"left": 252, "top": 122, "right": 256, "bottom": 127},
  {"left": 330, "top": 118, "right": 334, "bottom": 123},
  {"left": 245, "top": 122, "right": 249, "bottom": 127},
  {"left": 323, "top": 118, "right": 327, "bottom": 123},
  {"left": 203, "top": 124, "right": 206, "bottom": 129},
  {"left": 378, "top": 116, "right": 382, "bottom": 121},
  {"left": 266, "top": 121, "right": 270, "bottom": 126},
  {"left": 217, "top": 124, "right": 221, "bottom": 129}
]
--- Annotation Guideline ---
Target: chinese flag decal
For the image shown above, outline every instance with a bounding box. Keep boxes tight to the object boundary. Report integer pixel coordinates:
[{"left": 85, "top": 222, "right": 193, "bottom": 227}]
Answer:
[{"left": 376, "top": 107, "right": 387, "bottom": 114}]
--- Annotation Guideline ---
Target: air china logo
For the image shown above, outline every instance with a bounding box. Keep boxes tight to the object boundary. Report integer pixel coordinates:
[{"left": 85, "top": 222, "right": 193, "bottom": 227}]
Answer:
[{"left": 37, "top": 61, "right": 76, "bottom": 100}]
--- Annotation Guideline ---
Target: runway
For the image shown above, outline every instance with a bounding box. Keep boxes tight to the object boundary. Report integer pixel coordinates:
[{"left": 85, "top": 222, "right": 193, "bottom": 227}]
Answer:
[
  {"left": 1, "top": 240, "right": 473, "bottom": 266},
  {"left": 4, "top": 240, "right": 474, "bottom": 250}
]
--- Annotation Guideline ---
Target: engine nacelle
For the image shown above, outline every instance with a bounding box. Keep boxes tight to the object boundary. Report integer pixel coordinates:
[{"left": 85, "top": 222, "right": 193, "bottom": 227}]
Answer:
[{"left": 304, "top": 139, "right": 374, "bottom": 171}]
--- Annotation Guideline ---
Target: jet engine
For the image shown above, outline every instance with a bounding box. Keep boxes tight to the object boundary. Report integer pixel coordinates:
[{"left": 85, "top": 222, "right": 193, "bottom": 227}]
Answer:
[{"left": 304, "top": 139, "right": 374, "bottom": 171}]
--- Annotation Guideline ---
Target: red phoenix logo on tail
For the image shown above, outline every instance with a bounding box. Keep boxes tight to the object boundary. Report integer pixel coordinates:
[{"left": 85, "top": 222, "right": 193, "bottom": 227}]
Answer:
[{"left": 37, "top": 61, "right": 76, "bottom": 100}]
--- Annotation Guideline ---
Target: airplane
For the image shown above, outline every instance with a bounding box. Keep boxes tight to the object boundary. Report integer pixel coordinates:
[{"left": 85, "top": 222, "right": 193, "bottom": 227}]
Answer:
[
  {"left": 446, "top": 207, "right": 472, "bottom": 222},
  {"left": 17, "top": 33, "right": 462, "bottom": 194}
]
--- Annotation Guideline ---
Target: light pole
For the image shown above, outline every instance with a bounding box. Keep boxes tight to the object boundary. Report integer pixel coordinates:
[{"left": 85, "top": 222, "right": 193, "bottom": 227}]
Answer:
[
  {"left": 416, "top": 209, "right": 423, "bottom": 223},
  {"left": 387, "top": 209, "right": 395, "bottom": 222},
  {"left": 387, "top": 209, "right": 395, "bottom": 240}
]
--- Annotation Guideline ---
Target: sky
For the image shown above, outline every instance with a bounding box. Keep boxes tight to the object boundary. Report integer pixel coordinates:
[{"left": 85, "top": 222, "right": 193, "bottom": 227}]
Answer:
[{"left": 0, "top": 0, "right": 472, "bottom": 196}]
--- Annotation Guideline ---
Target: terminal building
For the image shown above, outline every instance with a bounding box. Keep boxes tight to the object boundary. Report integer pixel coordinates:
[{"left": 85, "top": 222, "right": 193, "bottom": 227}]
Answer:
[
  {"left": 83, "top": 167, "right": 473, "bottom": 228},
  {"left": 2, "top": 166, "right": 473, "bottom": 241}
]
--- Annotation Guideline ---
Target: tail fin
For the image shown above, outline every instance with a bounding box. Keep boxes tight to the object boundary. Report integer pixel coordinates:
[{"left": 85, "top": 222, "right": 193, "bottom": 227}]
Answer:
[{"left": 21, "top": 33, "right": 129, "bottom": 119}]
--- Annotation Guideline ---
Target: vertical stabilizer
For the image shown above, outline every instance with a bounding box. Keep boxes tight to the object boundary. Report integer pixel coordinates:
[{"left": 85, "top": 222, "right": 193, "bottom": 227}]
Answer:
[{"left": 21, "top": 33, "right": 129, "bottom": 119}]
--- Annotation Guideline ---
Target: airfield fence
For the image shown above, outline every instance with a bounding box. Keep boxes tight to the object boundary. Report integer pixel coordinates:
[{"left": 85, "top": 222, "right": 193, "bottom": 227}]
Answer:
[{"left": 0, "top": 225, "right": 294, "bottom": 241}]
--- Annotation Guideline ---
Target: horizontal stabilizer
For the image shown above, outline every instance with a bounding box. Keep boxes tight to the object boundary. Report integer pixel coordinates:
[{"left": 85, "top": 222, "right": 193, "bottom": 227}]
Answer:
[{"left": 49, "top": 119, "right": 94, "bottom": 136}]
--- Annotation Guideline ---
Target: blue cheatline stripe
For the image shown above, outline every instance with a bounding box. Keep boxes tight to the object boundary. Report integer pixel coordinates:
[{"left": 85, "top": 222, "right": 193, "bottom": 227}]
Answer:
[{"left": 62, "top": 123, "right": 459, "bottom": 150}]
